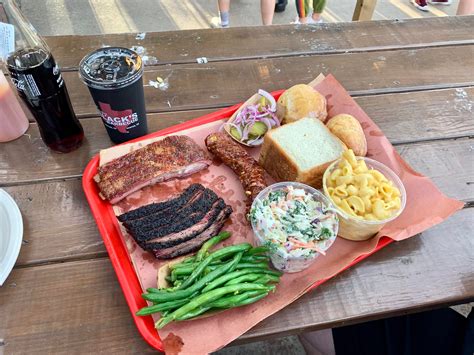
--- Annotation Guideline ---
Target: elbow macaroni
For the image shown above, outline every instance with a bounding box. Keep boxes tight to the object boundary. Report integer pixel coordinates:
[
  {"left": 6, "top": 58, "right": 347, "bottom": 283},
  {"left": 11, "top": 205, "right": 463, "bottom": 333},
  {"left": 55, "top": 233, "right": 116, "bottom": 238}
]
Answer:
[{"left": 325, "top": 150, "right": 401, "bottom": 221}]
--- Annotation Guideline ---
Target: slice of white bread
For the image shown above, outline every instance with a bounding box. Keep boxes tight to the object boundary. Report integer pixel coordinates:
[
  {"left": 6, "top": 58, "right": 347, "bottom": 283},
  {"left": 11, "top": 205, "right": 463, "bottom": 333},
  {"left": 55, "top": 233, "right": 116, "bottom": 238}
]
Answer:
[{"left": 259, "top": 117, "right": 345, "bottom": 188}]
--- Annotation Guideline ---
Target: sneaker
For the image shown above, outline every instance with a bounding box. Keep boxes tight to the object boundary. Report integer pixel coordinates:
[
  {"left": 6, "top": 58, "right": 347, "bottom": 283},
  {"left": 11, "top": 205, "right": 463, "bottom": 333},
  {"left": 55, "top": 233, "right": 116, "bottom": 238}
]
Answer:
[
  {"left": 210, "top": 17, "right": 229, "bottom": 28},
  {"left": 428, "top": 0, "right": 452, "bottom": 4},
  {"left": 307, "top": 17, "right": 323, "bottom": 24},
  {"left": 291, "top": 17, "right": 302, "bottom": 24},
  {"left": 411, "top": 0, "right": 429, "bottom": 11},
  {"left": 291, "top": 16, "right": 323, "bottom": 24}
]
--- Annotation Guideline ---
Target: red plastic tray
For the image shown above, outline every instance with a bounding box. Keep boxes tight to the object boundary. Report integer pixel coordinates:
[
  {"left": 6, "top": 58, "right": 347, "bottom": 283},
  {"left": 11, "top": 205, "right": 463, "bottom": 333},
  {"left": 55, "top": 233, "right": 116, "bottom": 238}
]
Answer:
[{"left": 82, "top": 91, "right": 394, "bottom": 352}]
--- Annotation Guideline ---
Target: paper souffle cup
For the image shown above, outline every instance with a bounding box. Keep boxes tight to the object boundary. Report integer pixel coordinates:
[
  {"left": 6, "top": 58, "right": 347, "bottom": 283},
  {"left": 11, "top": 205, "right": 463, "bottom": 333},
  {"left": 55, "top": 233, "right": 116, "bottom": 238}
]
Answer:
[
  {"left": 250, "top": 182, "right": 338, "bottom": 273},
  {"left": 322, "top": 157, "right": 406, "bottom": 241}
]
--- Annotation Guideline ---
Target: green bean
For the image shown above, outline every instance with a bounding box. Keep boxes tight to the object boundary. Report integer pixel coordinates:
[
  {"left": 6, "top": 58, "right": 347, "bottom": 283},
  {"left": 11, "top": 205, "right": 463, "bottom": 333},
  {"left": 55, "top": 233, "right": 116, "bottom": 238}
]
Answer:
[
  {"left": 206, "top": 290, "right": 265, "bottom": 308},
  {"left": 175, "top": 306, "right": 212, "bottom": 321},
  {"left": 156, "top": 283, "right": 270, "bottom": 329},
  {"left": 254, "top": 274, "right": 280, "bottom": 284},
  {"left": 142, "top": 252, "right": 243, "bottom": 303},
  {"left": 171, "top": 269, "right": 178, "bottom": 282},
  {"left": 240, "top": 255, "right": 269, "bottom": 263},
  {"left": 168, "top": 256, "right": 196, "bottom": 270},
  {"left": 173, "top": 261, "right": 224, "bottom": 276},
  {"left": 210, "top": 290, "right": 271, "bottom": 310},
  {"left": 231, "top": 291, "right": 269, "bottom": 307},
  {"left": 172, "top": 265, "right": 194, "bottom": 275},
  {"left": 177, "top": 244, "right": 251, "bottom": 290},
  {"left": 225, "top": 273, "right": 265, "bottom": 286},
  {"left": 235, "top": 262, "right": 269, "bottom": 269},
  {"left": 196, "top": 231, "right": 231, "bottom": 262},
  {"left": 245, "top": 246, "right": 269, "bottom": 255},
  {"left": 202, "top": 269, "right": 264, "bottom": 293},
  {"left": 136, "top": 298, "right": 189, "bottom": 316}
]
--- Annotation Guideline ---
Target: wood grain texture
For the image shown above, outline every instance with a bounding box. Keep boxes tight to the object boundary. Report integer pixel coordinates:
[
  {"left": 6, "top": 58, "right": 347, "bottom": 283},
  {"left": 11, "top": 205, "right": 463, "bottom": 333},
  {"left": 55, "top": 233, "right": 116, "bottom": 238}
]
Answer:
[
  {"left": 2, "top": 87, "right": 473, "bottom": 185},
  {"left": 43, "top": 16, "right": 474, "bottom": 70},
  {"left": 1, "top": 208, "right": 472, "bottom": 353},
  {"left": 62, "top": 45, "right": 474, "bottom": 117},
  {"left": 3, "top": 136, "right": 472, "bottom": 267},
  {"left": 237, "top": 207, "right": 474, "bottom": 343},
  {"left": 3, "top": 180, "right": 104, "bottom": 266}
]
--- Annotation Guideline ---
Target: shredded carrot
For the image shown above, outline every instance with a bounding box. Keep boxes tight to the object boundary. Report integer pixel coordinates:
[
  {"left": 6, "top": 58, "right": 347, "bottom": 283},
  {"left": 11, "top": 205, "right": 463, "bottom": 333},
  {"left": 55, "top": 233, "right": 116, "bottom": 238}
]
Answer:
[{"left": 289, "top": 237, "right": 326, "bottom": 256}]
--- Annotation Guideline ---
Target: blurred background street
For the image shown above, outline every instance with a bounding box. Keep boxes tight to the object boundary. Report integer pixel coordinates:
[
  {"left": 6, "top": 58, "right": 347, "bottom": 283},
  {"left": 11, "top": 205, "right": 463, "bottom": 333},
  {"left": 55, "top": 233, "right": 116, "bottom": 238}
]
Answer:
[{"left": 17, "top": 0, "right": 460, "bottom": 35}]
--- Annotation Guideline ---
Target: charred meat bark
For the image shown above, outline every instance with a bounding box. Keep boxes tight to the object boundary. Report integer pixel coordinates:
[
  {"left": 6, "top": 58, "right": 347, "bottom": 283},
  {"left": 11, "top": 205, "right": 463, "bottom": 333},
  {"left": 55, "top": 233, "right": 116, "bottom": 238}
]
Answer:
[
  {"left": 123, "top": 188, "right": 217, "bottom": 234},
  {"left": 142, "top": 199, "right": 226, "bottom": 250},
  {"left": 118, "top": 183, "right": 204, "bottom": 222},
  {"left": 153, "top": 206, "right": 233, "bottom": 259},
  {"left": 205, "top": 132, "right": 267, "bottom": 210},
  {"left": 117, "top": 183, "right": 233, "bottom": 259}
]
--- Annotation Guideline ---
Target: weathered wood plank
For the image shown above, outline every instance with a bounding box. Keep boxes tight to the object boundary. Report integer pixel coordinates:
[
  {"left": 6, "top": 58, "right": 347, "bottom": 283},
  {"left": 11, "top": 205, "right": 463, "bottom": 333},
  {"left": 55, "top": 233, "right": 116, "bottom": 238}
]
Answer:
[
  {"left": 43, "top": 17, "right": 474, "bottom": 70},
  {"left": 5, "top": 179, "right": 104, "bottom": 266},
  {"left": 237, "top": 207, "right": 474, "bottom": 343},
  {"left": 1, "top": 208, "right": 472, "bottom": 353},
  {"left": 2, "top": 87, "right": 473, "bottom": 185},
  {"left": 3, "top": 137, "right": 472, "bottom": 267},
  {"left": 61, "top": 45, "right": 474, "bottom": 117}
]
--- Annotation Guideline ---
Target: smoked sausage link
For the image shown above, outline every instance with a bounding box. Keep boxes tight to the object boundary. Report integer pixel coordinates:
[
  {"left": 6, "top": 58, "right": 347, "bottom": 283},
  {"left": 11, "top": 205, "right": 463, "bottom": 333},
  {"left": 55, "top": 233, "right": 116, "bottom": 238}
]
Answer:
[{"left": 205, "top": 132, "right": 267, "bottom": 209}]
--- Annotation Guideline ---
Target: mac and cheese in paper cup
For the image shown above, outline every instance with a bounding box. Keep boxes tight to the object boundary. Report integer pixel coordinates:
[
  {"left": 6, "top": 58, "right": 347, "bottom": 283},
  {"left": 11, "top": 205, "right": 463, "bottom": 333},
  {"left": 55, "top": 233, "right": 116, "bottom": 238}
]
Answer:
[{"left": 323, "top": 151, "right": 406, "bottom": 241}]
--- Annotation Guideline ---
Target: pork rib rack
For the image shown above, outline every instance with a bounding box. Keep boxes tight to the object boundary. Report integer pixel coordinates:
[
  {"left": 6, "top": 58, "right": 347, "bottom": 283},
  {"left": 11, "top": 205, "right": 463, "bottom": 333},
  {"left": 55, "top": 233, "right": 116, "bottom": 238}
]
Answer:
[{"left": 96, "top": 136, "right": 211, "bottom": 204}]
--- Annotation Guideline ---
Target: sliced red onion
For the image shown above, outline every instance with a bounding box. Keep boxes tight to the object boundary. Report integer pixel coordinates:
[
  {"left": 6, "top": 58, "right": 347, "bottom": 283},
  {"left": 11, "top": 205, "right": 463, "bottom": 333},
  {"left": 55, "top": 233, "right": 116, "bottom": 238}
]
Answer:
[
  {"left": 241, "top": 123, "right": 251, "bottom": 141},
  {"left": 260, "top": 116, "right": 274, "bottom": 131},
  {"left": 258, "top": 89, "right": 276, "bottom": 112},
  {"left": 225, "top": 122, "right": 243, "bottom": 139},
  {"left": 247, "top": 137, "right": 264, "bottom": 146}
]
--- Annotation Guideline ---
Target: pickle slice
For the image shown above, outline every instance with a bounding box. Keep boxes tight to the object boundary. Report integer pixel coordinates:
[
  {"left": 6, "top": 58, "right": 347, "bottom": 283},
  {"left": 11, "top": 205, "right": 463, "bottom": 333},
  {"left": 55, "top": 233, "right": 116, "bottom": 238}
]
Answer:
[
  {"left": 230, "top": 126, "right": 242, "bottom": 140},
  {"left": 249, "top": 121, "right": 267, "bottom": 137}
]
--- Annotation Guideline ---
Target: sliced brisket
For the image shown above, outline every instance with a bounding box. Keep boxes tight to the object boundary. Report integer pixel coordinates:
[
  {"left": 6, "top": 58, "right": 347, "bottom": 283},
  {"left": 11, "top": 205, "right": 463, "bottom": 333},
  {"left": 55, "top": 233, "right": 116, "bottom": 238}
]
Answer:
[
  {"left": 153, "top": 205, "right": 233, "bottom": 259},
  {"left": 123, "top": 188, "right": 217, "bottom": 233},
  {"left": 142, "top": 199, "right": 227, "bottom": 250},
  {"left": 118, "top": 183, "right": 204, "bottom": 222}
]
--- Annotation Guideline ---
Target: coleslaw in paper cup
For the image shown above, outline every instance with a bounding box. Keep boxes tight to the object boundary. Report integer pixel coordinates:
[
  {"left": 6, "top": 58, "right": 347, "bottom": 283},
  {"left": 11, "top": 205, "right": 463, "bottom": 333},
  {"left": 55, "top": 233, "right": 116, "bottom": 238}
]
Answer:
[{"left": 250, "top": 182, "right": 339, "bottom": 273}]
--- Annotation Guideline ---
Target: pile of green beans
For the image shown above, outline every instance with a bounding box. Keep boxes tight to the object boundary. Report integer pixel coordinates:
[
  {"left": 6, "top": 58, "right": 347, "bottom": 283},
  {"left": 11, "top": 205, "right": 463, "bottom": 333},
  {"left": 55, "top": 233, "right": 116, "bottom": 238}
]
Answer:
[{"left": 136, "top": 231, "right": 281, "bottom": 329}]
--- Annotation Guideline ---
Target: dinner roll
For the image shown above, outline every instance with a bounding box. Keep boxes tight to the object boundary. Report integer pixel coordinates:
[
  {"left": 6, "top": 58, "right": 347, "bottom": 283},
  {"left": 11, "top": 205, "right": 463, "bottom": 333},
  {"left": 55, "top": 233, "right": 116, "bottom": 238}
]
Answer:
[
  {"left": 276, "top": 84, "right": 327, "bottom": 124},
  {"left": 326, "top": 114, "right": 367, "bottom": 156}
]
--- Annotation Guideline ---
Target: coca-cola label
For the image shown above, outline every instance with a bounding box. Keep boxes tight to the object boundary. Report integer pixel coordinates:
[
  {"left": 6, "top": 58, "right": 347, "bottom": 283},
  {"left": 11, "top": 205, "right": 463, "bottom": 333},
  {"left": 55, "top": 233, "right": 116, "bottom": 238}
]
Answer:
[
  {"left": 98, "top": 102, "right": 139, "bottom": 133},
  {"left": 9, "top": 59, "right": 64, "bottom": 99}
]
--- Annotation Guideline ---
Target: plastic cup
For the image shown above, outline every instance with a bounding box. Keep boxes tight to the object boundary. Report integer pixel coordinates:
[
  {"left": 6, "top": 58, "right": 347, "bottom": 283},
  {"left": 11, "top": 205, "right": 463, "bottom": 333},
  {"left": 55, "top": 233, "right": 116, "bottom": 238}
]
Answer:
[
  {"left": 322, "top": 157, "right": 407, "bottom": 241},
  {"left": 0, "top": 70, "right": 29, "bottom": 142},
  {"left": 250, "top": 182, "right": 338, "bottom": 273},
  {"left": 79, "top": 47, "right": 147, "bottom": 144}
]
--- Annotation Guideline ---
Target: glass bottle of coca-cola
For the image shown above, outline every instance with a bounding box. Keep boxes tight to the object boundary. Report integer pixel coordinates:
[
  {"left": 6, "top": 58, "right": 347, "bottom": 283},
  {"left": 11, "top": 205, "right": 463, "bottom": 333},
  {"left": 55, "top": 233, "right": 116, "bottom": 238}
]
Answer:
[{"left": 0, "top": 0, "right": 83, "bottom": 153}]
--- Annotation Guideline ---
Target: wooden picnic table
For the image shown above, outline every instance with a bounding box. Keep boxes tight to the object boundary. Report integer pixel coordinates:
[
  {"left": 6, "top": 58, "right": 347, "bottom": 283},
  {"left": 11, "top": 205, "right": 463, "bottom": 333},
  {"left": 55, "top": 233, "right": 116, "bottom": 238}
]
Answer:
[{"left": 1, "top": 16, "right": 473, "bottom": 353}]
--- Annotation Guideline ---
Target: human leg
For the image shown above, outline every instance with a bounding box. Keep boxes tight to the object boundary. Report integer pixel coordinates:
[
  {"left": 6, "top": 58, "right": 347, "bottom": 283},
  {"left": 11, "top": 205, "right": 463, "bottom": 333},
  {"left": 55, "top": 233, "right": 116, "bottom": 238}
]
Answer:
[
  {"left": 211, "top": 0, "right": 230, "bottom": 28},
  {"left": 457, "top": 0, "right": 474, "bottom": 14},
  {"left": 261, "top": 0, "right": 276, "bottom": 25},
  {"left": 295, "top": 0, "right": 311, "bottom": 23},
  {"left": 312, "top": 0, "right": 326, "bottom": 21}
]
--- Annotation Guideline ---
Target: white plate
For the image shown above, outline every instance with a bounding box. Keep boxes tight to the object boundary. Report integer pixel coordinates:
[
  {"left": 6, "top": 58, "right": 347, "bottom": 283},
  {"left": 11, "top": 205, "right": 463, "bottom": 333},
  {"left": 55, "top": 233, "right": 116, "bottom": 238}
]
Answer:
[{"left": 0, "top": 188, "right": 23, "bottom": 286}]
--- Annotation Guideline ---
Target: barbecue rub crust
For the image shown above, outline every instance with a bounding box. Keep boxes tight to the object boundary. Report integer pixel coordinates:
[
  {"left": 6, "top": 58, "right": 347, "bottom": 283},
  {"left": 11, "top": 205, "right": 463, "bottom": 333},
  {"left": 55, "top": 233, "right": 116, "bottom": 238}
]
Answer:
[{"left": 96, "top": 136, "right": 211, "bottom": 204}]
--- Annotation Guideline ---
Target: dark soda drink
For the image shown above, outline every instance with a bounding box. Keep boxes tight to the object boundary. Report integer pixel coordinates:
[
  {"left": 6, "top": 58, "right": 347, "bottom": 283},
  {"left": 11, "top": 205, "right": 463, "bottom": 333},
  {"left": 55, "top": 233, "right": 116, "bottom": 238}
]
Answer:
[
  {"left": 79, "top": 47, "right": 147, "bottom": 144},
  {"left": 7, "top": 47, "right": 84, "bottom": 153}
]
